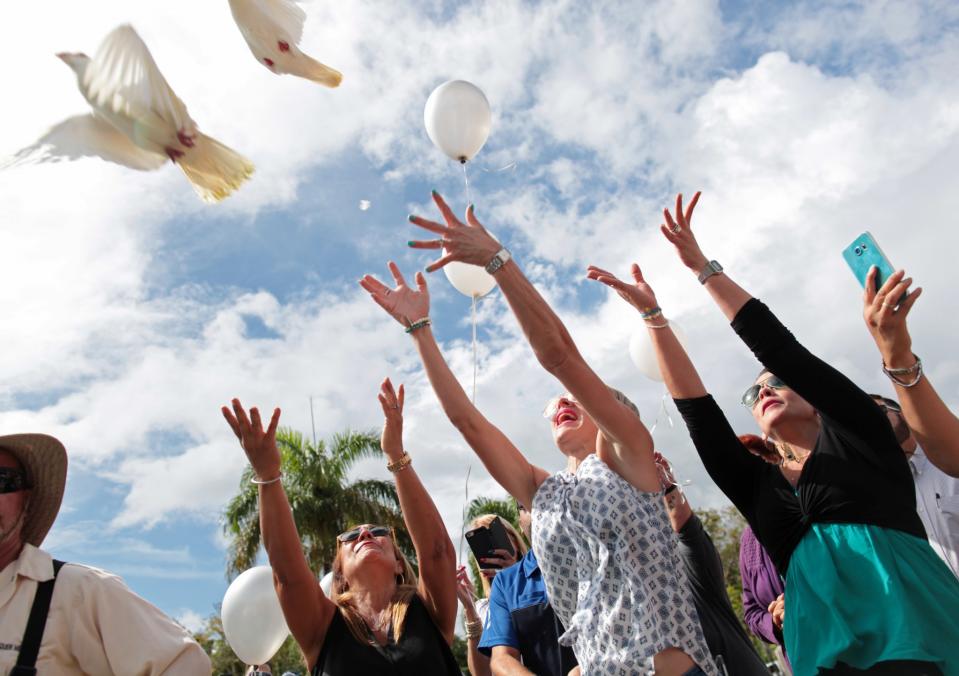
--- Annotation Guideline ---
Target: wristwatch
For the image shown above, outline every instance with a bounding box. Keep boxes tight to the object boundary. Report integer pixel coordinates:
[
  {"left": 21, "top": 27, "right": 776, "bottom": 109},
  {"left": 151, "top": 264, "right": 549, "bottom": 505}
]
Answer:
[
  {"left": 697, "top": 260, "right": 723, "bottom": 284},
  {"left": 485, "top": 247, "right": 512, "bottom": 275}
]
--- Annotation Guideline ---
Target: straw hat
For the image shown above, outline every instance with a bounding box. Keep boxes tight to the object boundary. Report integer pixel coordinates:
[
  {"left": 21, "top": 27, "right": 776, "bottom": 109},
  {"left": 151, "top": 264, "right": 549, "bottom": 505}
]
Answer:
[{"left": 0, "top": 434, "right": 67, "bottom": 546}]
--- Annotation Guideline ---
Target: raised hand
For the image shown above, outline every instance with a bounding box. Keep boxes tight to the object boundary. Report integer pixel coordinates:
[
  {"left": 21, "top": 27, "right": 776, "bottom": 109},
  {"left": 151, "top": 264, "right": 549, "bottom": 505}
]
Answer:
[
  {"left": 455, "top": 565, "right": 477, "bottom": 610},
  {"left": 221, "top": 399, "right": 282, "bottom": 480},
  {"left": 359, "top": 261, "right": 430, "bottom": 328},
  {"left": 377, "top": 377, "right": 405, "bottom": 460},
  {"left": 586, "top": 263, "right": 659, "bottom": 314},
  {"left": 659, "top": 191, "right": 708, "bottom": 272},
  {"left": 407, "top": 191, "right": 501, "bottom": 272},
  {"left": 863, "top": 267, "right": 922, "bottom": 368},
  {"left": 652, "top": 451, "right": 678, "bottom": 491}
]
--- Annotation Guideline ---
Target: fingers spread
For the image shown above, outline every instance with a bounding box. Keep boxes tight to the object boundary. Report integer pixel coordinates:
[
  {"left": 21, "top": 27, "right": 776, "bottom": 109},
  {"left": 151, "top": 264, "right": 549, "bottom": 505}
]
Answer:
[
  {"left": 359, "top": 274, "right": 390, "bottom": 295},
  {"left": 407, "top": 239, "right": 444, "bottom": 250},
  {"left": 675, "top": 193, "right": 684, "bottom": 226},
  {"left": 232, "top": 398, "right": 251, "bottom": 429},
  {"left": 426, "top": 252, "right": 456, "bottom": 273},
  {"left": 221, "top": 406, "right": 241, "bottom": 438},
  {"left": 387, "top": 261, "right": 407, "bottom": 287},
  {"left": 432, "top": 191, "right": 461, "bottom": 227},
  {"left": 685, "top": 191, "right": 701, "bottom": 224},
  {"left": 630, "top": 263, "right": 645, "bottom": 283},
  {"left": 465, "top": 203, "right": 484, "bottom": 229},
  {"left": 663, "top": 209, "right": 678, "bottom": 231},
  {"left": 266, "top": 408, "right": 281, "bottom": 437},
  {"left": 250, "top": 406, "right": 262, "bottom": 432},
  {"left": 415, "top": 271, "right": 428, "bottom": 293},
  {"left": 398, "top": 383, "right": 405, "bottom": 410},
  {"left": 409, "top": 215, "right": 450, "bottom": 235}
]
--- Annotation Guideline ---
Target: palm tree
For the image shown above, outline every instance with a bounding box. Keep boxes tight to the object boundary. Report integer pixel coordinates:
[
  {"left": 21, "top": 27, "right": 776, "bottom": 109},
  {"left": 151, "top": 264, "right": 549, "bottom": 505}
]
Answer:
[{"left": 223, "top": 427, "right": 413, "bottom": 579}]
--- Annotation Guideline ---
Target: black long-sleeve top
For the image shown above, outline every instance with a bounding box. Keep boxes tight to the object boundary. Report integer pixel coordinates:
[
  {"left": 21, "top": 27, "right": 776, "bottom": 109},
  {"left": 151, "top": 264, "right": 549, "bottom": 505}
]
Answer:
[{"left": 675, "top": 299, "right": 924, "bottom": 576}]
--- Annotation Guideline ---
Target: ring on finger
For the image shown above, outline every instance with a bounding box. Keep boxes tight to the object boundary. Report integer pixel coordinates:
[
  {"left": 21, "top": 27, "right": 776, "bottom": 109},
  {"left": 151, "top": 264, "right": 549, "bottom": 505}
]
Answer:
[
  {"left": 670, "top": 224, "right": 681, "bottom": 234},
  {"left": 881, "top": 301, "right": 894, "bottom": 309}
]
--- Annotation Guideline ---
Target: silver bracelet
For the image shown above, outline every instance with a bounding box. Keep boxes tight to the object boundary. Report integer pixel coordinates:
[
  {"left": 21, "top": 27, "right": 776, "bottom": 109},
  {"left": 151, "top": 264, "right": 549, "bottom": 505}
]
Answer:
[
  {"left": 883, "top": 356, "right": 923, "bottom": 388},
  {"left": 250, "top": 472, "right": 283, "bottom": 485},
  {"left": 645, "top": 319, "right": 670, "bottom": 329}
]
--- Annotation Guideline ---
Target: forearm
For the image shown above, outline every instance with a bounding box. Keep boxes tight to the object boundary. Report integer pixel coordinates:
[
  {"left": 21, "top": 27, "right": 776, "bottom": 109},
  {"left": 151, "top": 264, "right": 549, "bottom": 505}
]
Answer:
[
  {"left": 663, "top": 487, "right": 694, "bottom": 532},
  {"left": 699, "top": 266, "right": 754, "bottom": 322},
  {"left": 467, "top": 637, "right": 493, "bottom": 676},
  {"left": 881, "top": 351, "right": 959, "bottom": 475},
  {"left": 259, "top": 482, "right": 315, "bottom": 587},
  {"left": 393, "top": 463, "right": 453, "bottom": 564},
  {"left": 491, "top": 650, "right": 536, "bottom": 676},
  {"left": 412, "top": 326, "right": 542, "bottom": 506},
  {"left": 649, "top": 319, "right": 707, "bottom": 399}
]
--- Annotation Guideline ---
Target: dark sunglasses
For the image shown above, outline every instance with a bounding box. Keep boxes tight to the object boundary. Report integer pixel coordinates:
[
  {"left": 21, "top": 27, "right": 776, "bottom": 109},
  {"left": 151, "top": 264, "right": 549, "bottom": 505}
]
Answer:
[
  {"left": 741, "top": 376, "right": 788, "bottom": 408},
  {"left": 337, "top": 525, "right": 391, "bottom": 543},
  {"left": 0, "top": 467, "right": 29, "bottom": 494}
]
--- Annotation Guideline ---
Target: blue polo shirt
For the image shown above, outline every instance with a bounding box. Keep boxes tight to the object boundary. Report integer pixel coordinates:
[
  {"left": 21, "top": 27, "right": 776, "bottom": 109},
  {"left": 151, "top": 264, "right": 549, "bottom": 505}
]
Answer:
[{"left": 477, "top": 551, "right": 577, "bottom": 676}]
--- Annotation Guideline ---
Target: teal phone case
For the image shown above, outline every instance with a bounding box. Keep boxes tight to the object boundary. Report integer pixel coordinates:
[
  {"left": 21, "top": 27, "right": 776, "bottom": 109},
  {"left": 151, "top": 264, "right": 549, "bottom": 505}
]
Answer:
[{"left": 841, "top": 231, "right": 897, "bottom": 292}]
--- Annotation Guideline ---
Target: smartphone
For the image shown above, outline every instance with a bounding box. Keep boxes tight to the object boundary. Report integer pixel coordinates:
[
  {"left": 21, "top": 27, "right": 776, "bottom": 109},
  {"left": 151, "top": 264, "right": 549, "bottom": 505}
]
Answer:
[
  {"left": 841, "top": 231, "right": 905, "bottom": 303},
  {"left": 465, "top": 517, "right": 516, "bottom": 569}
]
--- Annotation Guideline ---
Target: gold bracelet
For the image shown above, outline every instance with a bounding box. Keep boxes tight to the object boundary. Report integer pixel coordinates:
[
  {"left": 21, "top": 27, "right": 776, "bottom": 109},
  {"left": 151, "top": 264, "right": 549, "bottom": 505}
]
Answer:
[{"left": 386, "top": 452, "right": 412, "bottom": 472}]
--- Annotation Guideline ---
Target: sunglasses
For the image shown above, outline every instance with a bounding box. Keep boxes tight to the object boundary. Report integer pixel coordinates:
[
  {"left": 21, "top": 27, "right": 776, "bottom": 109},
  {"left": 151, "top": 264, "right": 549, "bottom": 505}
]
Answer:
[
  {"left": 741, "top": 376, "right": 788, "bottom": 408},
  {"left": 0, "top": 467, "right": 29, "bottom": 494},
  {"left": 543, "top": 394, "right": 578, "bottom": 420},
  {"left": 337, "top": 525, "right": 391, "bottom": 543},
  {"left": 876, "top": 399, "right": 902, "bottom": 413}
]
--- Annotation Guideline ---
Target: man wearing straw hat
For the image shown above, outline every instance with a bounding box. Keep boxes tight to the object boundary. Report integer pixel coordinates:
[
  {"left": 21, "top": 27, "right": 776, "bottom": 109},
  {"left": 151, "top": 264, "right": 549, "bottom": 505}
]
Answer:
[{"left": 0, "top": 433, "right": 210, "bottom": 675}]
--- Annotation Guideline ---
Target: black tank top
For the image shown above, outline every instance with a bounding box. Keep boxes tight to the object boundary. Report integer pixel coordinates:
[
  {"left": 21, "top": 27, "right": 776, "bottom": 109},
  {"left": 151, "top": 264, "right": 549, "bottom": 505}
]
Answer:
[{"left": 311, "top": 595, "right": 461, "bottom": 676}]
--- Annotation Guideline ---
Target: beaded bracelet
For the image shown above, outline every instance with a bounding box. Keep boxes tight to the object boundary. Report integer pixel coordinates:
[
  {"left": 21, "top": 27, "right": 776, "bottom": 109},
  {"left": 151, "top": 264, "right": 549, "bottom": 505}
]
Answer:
[
  {"left": 645, "top": 319, "right": 670, "bottom": 329},
  {"left": 640, "top": 306, "right": 662, "bottom": 320},
  {"left": 464, "top": 618, "right": 484, "bottom": 640},
  {"left": 405, "top": 317, "right": 432, "bottom": 334}
]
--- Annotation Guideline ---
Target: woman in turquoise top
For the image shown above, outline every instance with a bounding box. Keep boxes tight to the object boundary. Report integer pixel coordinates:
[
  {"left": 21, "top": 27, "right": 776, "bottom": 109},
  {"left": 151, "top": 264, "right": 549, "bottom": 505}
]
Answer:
[{"left": 586, "top": 191, "right": 959, "bottom": 675}]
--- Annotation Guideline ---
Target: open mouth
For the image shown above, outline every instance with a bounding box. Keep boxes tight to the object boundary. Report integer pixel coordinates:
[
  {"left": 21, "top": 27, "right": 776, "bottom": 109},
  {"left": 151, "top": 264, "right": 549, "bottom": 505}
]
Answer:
[
  {"left": 354, "top": 540, "right": 380, "bottom": 554},
  {"left": 554, "top": 407, "right": 579, "bottom": 427}
]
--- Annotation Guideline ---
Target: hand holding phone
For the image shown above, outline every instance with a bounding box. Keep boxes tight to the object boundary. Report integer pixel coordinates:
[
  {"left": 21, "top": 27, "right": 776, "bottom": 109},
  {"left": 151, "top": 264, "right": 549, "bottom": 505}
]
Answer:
[
  {"left": 841, "top": 232, "right": 906, "bottom": 305},
  {"left": 465, "top": 517, "right": 516, "bottom": 570}
]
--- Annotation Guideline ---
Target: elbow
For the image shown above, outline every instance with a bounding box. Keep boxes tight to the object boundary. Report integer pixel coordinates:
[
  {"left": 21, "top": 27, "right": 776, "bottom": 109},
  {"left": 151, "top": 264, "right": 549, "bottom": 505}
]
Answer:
[{"left": 534, "top": 336, "right": 578, "bottom": 375}]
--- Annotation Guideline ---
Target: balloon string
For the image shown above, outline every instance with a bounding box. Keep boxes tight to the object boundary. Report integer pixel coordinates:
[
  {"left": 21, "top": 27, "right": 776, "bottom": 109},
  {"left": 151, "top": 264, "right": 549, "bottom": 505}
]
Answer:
[
  {"left": 458, "top": 464, "right": 472, "bottom": 564},
  {"left": 471, "top": 294, "right": 479, "bottom": 403},
  {"left": 648, "top": 391, "right": 674, "bottom": 435},
  {"left": 481, "top": 161, "right": 517, "bottom": 173},
  {"left": 462, "top": 161, "right": 473, "bottom": 206}
]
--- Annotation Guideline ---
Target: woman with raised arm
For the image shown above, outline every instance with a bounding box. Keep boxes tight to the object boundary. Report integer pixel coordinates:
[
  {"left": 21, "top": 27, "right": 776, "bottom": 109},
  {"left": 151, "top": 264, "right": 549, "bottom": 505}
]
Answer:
[
  {"left": 587, "top": 193, "right": 959, "bottom": 676},
  {"left": 358, "top": 192, "right": 717, "bottom": 676},
  {"left": 862, "top": 267, "right": 959, "bottom": 476},
  {"left": 220, "top": 380, "right": 459, "bottom": 676}
]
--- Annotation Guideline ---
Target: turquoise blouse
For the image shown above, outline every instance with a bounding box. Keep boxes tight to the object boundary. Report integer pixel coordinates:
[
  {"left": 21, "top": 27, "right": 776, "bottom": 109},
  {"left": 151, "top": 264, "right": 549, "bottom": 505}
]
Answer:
[{"left": 785, "top": 523, "right": 959, "bottom": 675}]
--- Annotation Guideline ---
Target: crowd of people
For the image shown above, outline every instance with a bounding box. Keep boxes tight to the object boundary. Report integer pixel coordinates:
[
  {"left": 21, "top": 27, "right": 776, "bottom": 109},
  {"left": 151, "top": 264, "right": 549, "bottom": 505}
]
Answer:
[{"left": 2, "top": 190, "right": 959, "bottom": 675}]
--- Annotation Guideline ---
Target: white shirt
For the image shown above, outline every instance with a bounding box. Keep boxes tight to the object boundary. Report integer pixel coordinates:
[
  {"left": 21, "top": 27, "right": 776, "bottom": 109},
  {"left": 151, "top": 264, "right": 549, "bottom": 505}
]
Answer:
[
  {"left": 909, "top": 446, "right": 959, "bottom": 579},
  {"left": 0, "top": 544, "right": 211, "bottom": 675}
]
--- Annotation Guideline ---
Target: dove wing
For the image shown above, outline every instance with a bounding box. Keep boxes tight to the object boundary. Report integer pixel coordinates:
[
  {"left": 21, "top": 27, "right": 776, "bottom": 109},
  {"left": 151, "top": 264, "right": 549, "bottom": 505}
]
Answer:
[
  {"left": 82, "top": 25, "right": 194, "bottom": 134},
  {"left": 1, "top": 114, "right": 167, "bottom": 171},
  {"left": 229, "top": 0, "right": 306, "bottom": 49}
]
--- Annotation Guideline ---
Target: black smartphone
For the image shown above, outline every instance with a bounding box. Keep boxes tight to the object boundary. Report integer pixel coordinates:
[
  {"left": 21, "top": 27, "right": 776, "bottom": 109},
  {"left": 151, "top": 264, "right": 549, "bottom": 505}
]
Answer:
[{"left": 465, "top": 517, "right": 516, "bottom": 569}]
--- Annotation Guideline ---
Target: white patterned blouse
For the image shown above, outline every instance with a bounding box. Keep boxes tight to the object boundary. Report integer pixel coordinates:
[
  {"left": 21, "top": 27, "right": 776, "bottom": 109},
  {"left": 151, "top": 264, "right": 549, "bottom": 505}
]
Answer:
[{"left": 531, "top": 453, "right": 718, "bottom": 676}]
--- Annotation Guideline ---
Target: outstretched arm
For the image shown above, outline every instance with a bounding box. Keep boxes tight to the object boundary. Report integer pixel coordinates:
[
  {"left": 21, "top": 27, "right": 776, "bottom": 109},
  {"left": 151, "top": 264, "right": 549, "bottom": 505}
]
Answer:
[
  {"left": 863, "top": 267, "right": 959, "bottom": 476},
  {"left": 408, "top": 193, "right": 659, "bottom": 493},
  {"left": 221, "top": 400, "right": 334, "bottom": 670},
  {"left": 359, "top": 263, "right": 548, "bottom": 513},
  {"left": 377, "top": 378, "right": 458, "bottom": 643}
]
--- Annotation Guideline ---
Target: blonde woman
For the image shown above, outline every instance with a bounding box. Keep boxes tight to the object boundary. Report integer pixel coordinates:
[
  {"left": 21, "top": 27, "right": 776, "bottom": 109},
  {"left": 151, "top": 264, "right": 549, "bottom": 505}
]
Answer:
[{"left": 221, "top": 379, "right": 459, "bottom": 675}]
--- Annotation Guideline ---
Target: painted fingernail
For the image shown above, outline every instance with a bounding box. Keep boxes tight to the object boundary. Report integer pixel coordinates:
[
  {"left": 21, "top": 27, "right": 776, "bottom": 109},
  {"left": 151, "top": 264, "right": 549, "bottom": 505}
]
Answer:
[
  {"left": 407, "top": 241, "right": 414, "bottom": 247},
  {"left": 407, "top": 214, "right": 415, "bottom": 222},
  {"left": 431, "top": 189, "right": 438, "bottom": 196}
]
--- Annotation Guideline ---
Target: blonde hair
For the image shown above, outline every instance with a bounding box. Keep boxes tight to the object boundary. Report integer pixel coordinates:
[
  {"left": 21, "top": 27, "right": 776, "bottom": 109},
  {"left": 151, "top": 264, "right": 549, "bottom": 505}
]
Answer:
[
  {"left": 331, "top": 527, "right": 418, "bottom": 644},
  {"left": 469, "top": 515, "right": 529, "bottom": 596}
]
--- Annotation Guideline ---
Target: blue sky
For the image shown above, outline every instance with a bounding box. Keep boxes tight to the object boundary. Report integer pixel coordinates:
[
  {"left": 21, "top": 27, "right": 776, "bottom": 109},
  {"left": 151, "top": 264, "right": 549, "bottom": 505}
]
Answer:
[{"left": 2, "top": 0, "right": 959, "bottom": 636}]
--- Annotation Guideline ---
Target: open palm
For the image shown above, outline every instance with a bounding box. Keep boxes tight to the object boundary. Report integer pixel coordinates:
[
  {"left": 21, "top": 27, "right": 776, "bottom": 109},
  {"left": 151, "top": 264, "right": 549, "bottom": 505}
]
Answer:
[
  {"left": 359, "top": 261, "right": 430, "bottom": 328},
  {"left": 586, "top": 263, "right": 659, "bottom": 313}
]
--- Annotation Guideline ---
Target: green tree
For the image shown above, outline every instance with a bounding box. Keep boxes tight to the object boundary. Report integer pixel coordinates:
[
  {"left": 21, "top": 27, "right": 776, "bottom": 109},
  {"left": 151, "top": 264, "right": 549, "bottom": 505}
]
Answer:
[
  {"left": 463, "top": 494, "right": 525, "bottom": 599},
  {"left": 192, "top": 609, "right": 306, "bottom": 675},
  {"left": 223, "top": 427, "right": 413, "bottom": 579},
  {"left": 698, "top": 506, "right": 778, "bottom": 665}
]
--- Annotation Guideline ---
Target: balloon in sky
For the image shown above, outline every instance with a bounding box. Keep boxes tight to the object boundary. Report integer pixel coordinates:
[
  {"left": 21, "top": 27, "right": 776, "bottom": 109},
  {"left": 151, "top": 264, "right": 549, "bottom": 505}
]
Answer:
[
  {"left": 221, "top": 566, "right": 290, "bottom": 665},
  {"left": 629, "top": 320, "right": 689, "bottom": 382},
  {"left": 444, "top": 259, "right": 497, "bottom": 298},
  {"left": 424, "top": 80, "right": 492, "bottom": 163}
]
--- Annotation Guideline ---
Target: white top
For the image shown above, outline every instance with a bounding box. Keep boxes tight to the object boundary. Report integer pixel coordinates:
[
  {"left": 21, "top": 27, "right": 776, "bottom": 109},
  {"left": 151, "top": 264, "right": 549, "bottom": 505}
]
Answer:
[
  {"left": 0, "top": 544, "right": 210, "bottom": 675},
  {"left": 531, "top": 454, "right": 717, "bottom": 676},
  {"left": 909, "top": 446, "right": 959, "bottom": 579}
]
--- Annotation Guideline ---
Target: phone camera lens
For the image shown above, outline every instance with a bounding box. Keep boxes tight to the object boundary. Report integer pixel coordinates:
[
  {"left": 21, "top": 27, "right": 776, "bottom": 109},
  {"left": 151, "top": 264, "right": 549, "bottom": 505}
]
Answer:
[
  {"left": 854, "top": 247, "right": 863, "bottom": 256},
  {"left": 861, "top": 243, "right": 868, "bottom": 250}
]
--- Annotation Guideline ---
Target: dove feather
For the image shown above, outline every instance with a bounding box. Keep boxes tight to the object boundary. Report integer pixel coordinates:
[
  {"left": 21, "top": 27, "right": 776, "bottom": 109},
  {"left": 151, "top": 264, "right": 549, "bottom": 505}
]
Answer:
[
  {"left": 229, "top": 0, "right": 306, "bottom": 47},
  {"left": 82, "top": 25, "right": 194, "bottom": 136},
  {"left": 1, "top": 114, "right": 167, "bottom": 171}
]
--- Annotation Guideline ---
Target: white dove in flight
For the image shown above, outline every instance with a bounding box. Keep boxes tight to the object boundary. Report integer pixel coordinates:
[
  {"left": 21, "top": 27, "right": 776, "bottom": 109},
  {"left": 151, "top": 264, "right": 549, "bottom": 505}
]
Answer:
[
  {"left": 46, "top": 24, "right": 253, "bottom": 203},
  {"left": 228, "top": 0, "right": 343, "bottom": 87}
]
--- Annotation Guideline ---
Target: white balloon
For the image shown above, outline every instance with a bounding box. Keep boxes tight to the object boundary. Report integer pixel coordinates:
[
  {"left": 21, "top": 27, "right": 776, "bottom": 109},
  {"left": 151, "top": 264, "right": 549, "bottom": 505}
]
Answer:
[
  {"left": 444, "top": 260, "right": 497, "bottom": 298},
  {"left": 320, "top": 571, "right": 334, "bottom": 598},
  {"left": 424, "top": 80, "right": 492, "bottom": 163},
  {"left": 629, "top": 320, "right": 689, "bottom": 382},
  {"left": 221, "top": 566, "right": 290, "bottom": 666}
]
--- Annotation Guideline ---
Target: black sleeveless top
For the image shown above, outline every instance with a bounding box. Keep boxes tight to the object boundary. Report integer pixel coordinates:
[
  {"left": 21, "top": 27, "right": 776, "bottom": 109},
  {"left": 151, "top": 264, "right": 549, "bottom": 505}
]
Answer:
[{"left": 311, "top": 595, "right": 461, "bottom": 675}]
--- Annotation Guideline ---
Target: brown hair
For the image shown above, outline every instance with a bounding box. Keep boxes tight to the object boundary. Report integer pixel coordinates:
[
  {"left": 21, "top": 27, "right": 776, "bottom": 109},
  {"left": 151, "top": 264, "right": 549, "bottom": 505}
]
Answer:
[
  {"left": 738, "top": 434, "right": 781, "bottom": 464},
  {"left": 469, "top": 515, "right": 529, "bottom": 596},
  {"left": 330, "top": 527, "right": 418, "bottom": 644}
]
